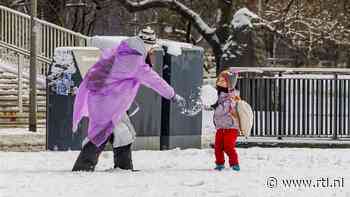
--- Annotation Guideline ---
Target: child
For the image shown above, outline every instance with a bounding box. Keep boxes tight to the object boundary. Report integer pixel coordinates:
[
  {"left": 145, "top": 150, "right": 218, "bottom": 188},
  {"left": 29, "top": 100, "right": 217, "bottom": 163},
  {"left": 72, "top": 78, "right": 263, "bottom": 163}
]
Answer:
[{"left": 207, "top": 69, "right": 241, "bottom": 171}]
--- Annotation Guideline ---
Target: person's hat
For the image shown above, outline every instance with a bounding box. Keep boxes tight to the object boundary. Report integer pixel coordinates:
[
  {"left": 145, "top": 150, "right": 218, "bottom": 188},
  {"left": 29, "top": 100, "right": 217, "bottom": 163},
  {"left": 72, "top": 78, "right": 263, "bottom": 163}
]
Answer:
[
  {"left": 138, "top": 26, "right": 157, "bottom": 45},
  {"left": 216, "top": 69, "right": 238, "bottom": 90}
]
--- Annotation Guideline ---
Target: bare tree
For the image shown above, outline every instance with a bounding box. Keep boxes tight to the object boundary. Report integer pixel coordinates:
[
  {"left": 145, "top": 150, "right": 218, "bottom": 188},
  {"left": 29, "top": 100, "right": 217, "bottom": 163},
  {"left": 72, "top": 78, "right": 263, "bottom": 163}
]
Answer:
[
  {"left": 264, "top": 0, "right": 350, "bottom": 66},
  {"left": 7, "top": 0, "right": 349, "bottom": 68},
  {"left": 114, "top": 0, "right": 350, "bottom": 68},
  {"left": 113, "top": 0, "right": 264, "bottom": 73}
]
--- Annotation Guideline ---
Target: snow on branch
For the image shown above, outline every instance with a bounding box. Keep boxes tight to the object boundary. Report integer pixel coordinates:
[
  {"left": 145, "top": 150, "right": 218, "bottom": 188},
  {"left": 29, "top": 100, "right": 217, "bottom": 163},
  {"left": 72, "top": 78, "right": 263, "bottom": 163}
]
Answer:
[
  {"left": 116, "top": 0, "right": 221, "bottom": 50},
  {"left": 231, "top": 8, "right": 259, "bottom": 29},
  {"left": 264, "top": 1, "right": 350, "bottom": 49}
]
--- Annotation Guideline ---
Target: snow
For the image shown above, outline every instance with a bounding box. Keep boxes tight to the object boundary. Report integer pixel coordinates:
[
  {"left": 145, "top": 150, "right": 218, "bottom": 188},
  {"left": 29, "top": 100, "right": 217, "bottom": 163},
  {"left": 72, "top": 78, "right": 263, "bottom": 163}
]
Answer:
[
  {"left": 1, "top": 81, "right": 349, "bottom": 196},
  {"left": 222, "top": 38, "right": 237, "bottom": 52},
  {"left": 1, "top": 148, "right": 350, "bottom": 197},
  {"left": 202, "top": 110, "right": 215, "bottom": 134},
  {"left": 88, "top": 36, "right": 195, "bottom": 56},
  {"left": 168, "top": 0, "right": 215, "bottom": 35},
  {"left": 0, "top": 128, "right": 45, "bottom": 136},
  {"left": 0, "top": 130, "right": 45, "bottom": 148},
  {"left": 200, "top": 84, "right": 217, "bottom": 106},
  {"left": 88, "top": 36, "right": 129, "bottom": 49},
  {"left": 51, "top": 48, "right": 77, "bottom": 76},
  {"left": 157, "top": 39, "right": 194, "bottom": 56},
  {"left": 231, "top": 8, "right": 259, "bottom": 29},
  {"left": 50, "top": 47, "right": 99, "bottom": 79},
  {"left": 0, "top": 62, "right": 46, "bottom": 88},
  {"left": 236, "top": 137, "right": 350, "bottom": 145},
  {"left": 2, "top": 70, "right": 350, "bottom": 196}
]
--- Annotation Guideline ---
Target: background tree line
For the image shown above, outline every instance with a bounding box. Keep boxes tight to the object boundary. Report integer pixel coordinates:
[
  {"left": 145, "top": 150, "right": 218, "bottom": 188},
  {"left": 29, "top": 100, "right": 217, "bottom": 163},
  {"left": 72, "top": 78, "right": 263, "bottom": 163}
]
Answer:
[{"left": 1, "top": 0, "right": 349, "bottom": 70}]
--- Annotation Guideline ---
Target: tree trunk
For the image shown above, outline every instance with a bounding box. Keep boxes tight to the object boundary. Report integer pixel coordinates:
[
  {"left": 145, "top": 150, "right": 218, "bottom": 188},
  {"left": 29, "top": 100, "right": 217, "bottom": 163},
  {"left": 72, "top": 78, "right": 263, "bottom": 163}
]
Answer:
[
  {"left": 214, "top": 50, "right": 223, "bottom": 76},
  {"left": 40, "top": 0, "right": 66, "bottom": 26}
]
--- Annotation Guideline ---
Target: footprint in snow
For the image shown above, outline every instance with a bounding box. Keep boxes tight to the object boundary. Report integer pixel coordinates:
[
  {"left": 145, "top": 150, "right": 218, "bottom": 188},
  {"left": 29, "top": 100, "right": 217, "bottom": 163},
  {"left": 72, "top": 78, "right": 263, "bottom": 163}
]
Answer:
[{"left": 182, "top": 180, "right": 205, "bottom": 187}]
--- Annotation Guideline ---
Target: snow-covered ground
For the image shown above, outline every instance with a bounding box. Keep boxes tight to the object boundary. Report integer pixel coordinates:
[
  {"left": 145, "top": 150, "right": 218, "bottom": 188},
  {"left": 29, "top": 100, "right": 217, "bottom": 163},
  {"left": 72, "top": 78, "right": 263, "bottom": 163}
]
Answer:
[
  {"left": 0, "top": 128, "right": 45, "bottom": 136},
  {"left": 2, "top": 58, "right": 350, "bottom": 196},
  {"left": 1, "top": 148, "right": 350, "bottom": 197}
]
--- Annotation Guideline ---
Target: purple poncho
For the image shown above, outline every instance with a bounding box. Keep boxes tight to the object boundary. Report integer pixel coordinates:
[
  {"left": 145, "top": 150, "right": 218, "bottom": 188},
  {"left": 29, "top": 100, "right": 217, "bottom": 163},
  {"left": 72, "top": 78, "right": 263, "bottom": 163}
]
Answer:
[{"left": 73, "top": 38, "right": 175, "bottom": 147}]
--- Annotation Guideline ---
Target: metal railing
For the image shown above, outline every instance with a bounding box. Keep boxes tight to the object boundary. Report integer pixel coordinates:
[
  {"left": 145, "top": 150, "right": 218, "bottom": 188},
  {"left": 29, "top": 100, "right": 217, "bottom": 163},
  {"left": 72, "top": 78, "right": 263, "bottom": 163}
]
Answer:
[
  {"left": 0, "top": 5, "right": 89, "bottom": 114},
  {"left": 0, "top": 5, "right": 88, "bottom": 61},
  {"left": 0, "top": 41, "right": 50, "bottom": 113},
  {"left": 237, "top": 67, "right": 350, "bottom": 139}
]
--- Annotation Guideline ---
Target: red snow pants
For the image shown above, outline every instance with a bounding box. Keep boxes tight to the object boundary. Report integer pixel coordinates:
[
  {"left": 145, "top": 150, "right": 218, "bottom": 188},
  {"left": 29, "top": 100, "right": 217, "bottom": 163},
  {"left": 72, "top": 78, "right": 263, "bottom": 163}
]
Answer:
[{"left": 214, "top": 128, "right": 239, "bottom": 166}]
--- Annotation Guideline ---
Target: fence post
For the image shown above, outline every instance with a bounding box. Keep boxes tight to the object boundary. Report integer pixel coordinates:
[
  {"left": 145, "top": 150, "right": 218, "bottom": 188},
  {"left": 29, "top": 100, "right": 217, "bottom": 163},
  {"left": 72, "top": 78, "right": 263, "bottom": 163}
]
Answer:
[
  {"left": 278, "top": 72, "right": 283, "bottom": 140},
  {"left": 75, "top": 36, "right": 86, "bottom": 47},
  {"left": 18, "top": 54, "right": 24, "bottom": 113},
  {"left": 333, "top": 74, "right": 338, "bottom": 140},
  {"left": 36, "top": 22, "right": 42, "bottom": 58},
  {"left": 29, "top": 0, "right": 38, "bottom": 132}
]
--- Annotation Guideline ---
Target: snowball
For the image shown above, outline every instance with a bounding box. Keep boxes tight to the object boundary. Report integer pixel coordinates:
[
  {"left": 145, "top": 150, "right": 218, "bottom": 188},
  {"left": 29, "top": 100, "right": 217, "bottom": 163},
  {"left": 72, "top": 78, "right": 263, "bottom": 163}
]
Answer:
[{"left": 200, "top": 84, "right": 218, "bottom": 106}]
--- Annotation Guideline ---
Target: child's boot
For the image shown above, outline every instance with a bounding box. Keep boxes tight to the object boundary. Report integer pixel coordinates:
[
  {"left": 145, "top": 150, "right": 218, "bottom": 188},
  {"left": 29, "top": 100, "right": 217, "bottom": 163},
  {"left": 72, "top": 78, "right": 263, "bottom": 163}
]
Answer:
[
  {"left": 214, "top": 164, "right": 225, "bottom": 171},
  {"left": 231, "top": 164, "right": 240, "bottom": 171}
]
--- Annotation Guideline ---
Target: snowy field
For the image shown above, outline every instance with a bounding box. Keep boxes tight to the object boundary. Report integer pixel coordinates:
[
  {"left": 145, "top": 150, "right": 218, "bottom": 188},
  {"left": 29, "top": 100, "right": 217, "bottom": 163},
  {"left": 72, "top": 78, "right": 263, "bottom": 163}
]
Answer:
[{"left": 1, "top": 148, "right": 350, "bottom": 197}]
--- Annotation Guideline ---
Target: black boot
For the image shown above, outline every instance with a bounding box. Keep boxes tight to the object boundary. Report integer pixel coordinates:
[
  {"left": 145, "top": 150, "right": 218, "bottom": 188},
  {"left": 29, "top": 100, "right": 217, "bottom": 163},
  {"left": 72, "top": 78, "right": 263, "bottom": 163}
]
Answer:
[
  {"left": 72, "top": 139, "right": 109, "bottom": 172},
  {"left": 113, "top": 144, "right": 133, "bottom": 170},
  {"left": 72, "top": 141, "right": 99, "bottom": 171}
]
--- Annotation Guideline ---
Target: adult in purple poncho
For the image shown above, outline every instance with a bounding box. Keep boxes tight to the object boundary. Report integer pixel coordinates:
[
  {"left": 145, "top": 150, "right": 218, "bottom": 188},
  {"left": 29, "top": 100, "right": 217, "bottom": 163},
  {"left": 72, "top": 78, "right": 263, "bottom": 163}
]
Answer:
[{"left": 72, "top": 37, "right": 182, "bottom": 171}]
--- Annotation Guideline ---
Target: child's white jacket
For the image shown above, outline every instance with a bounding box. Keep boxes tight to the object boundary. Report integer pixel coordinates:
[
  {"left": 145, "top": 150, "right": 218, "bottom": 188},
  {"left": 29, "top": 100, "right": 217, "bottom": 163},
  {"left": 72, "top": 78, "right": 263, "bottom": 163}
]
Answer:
[
  {"left": 82, "top": 113, "right": 136, "bottom": 148},
  {"left": 111, "top": 113, "right": 136, "bottom": 148}
]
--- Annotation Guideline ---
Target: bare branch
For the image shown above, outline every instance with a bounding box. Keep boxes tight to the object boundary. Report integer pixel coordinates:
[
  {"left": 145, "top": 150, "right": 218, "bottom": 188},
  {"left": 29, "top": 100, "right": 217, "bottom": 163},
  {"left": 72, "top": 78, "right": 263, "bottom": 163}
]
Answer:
[
  {"left": 10, "top": 0, "right": 25, "bottom": 7},
  {"left": 115, "top": 0, "right": 221, "bottom": 52},
  {"left": 219, "top": 0, "right": 233, "bottom": 6},
  {"left": 283, "top": 0, "right": 295, "bottom": 12}
]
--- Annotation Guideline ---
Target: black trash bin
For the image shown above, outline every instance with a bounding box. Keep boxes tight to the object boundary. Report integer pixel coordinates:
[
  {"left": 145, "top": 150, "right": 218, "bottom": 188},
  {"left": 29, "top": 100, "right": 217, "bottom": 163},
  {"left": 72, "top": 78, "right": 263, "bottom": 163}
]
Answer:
[
  {"left": 46, "top": 47, "right": 100, "bottom": 150},
  {"left": 129, "top": 49, "right": 165, "bottom": 150},
  {"left": 160, "top": 46, "right": 204, "bottom": 150},
  {"left": 89, "top": 36, "right": 204, "bottom": 150},
  {"left": 47, "top": 38, "right": 204, "bottom": 151},
  {"left": 129, "top": 45, "right": 204, "bottom": 150}
]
